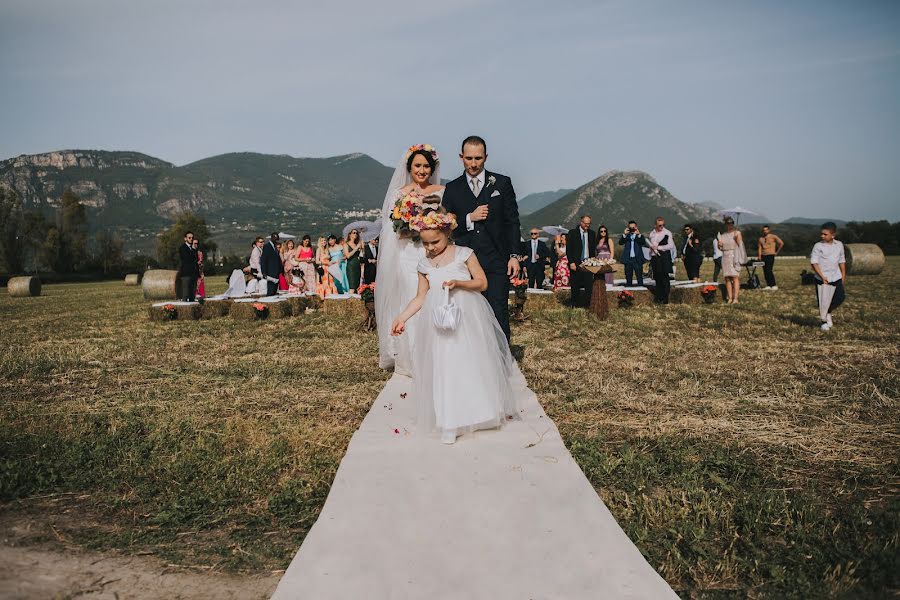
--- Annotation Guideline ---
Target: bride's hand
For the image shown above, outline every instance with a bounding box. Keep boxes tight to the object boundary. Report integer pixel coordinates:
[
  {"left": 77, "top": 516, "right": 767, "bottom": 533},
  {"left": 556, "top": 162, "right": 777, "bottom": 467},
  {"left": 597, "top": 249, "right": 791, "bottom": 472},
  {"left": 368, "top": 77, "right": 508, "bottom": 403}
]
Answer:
[
  {"left": 391, "top": 318, "right": 406, "bottom": 336},
  {"left": 443, "top": 280, "right": 458, "bottom": 290}
]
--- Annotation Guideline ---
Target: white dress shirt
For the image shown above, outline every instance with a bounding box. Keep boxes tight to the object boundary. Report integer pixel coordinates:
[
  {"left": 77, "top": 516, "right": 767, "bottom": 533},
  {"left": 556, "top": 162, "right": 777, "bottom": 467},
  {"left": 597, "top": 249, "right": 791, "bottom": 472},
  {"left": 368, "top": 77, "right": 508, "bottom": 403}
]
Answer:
[
  {"left": 465, "top": 170, "right": 487, "bottom": 231},
  {"left": 810, "top": 240, "right": 845, "bottom": 282},
  {"left": 648, "top": 228, "right": 675, "bottom": 256},
  {"left": 531, "top": 239, "right": 538, "bottom": 262}
]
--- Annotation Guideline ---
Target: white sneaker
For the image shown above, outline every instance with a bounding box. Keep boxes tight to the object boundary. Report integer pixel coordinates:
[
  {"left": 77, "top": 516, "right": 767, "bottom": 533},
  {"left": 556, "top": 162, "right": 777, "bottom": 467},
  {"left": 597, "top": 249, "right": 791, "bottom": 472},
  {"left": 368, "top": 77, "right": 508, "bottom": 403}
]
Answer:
[
  {"left": 769, "top": 285, "right": 778, "bottom": 291},
  {"left": 821, "top": 322, "right": 832, "bottom": 331},
  {"left": 762, "top": 286, "right": 771, "bottom": 290},
  {"left": 441, "top": 430, "right": 457, "bottom": 445},
  {"left": 826, "top": 314, "right": 833, "bottom": 327}
]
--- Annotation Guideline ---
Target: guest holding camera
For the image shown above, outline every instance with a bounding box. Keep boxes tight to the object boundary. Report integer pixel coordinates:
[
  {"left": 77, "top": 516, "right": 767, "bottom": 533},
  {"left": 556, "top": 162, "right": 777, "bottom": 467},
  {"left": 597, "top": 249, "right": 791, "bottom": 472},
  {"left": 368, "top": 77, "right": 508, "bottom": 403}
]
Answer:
[{"left": 619, "top": 221, "right": 647, "bottom": 287}]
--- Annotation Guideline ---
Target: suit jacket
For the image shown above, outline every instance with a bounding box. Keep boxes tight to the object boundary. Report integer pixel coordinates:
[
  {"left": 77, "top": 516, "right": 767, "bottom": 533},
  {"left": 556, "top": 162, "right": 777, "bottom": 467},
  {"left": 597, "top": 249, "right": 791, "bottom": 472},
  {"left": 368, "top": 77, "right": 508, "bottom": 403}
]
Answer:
[
  {"left": 362, "top": 243, "right": 378, "bottom": 283},
  {"left": 566, "top": 227, "right": 598, "bottom": 268},
  {"left": 520, "top": 239, "right": 550, "bottom": 268},
  {"left": 441, "top": 170, "right": 521, "bottom": 273},
  {"left": 682, "top": 234, "right": 703, "bottom": 261},
  {"left": 618, "top": 233, "right": 647, "bottom": 264},
  {"left": 178, "top": 243, "right": 199, "bottom": 277},
  {"left": 261, "top": 241, "right": 281, "bottom": 281}
]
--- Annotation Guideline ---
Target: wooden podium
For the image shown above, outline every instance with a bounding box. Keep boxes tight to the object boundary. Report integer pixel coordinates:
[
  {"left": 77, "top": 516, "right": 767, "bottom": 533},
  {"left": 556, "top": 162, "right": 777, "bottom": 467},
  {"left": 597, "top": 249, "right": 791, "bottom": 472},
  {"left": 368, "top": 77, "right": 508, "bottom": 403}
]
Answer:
[{"left": 581, "top": 265, "right": 613, "bottom": 320}]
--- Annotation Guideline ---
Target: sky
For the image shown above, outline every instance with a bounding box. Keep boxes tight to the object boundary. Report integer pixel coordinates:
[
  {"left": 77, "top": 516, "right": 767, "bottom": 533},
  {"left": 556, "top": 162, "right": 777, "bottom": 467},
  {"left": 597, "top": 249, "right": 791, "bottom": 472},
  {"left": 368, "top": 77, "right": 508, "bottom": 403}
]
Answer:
[{"left": 1, "top": 0, "right": 898, "bottom": 222}]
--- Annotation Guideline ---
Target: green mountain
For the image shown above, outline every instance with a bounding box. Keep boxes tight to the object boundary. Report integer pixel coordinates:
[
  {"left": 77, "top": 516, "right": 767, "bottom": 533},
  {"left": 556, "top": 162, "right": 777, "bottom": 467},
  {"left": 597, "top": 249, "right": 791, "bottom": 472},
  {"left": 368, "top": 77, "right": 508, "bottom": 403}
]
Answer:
[
  {"left": 517, "top": 189, "right": 574, "bottom": 215},
  {"left": 522, "top": 170, "right": 714, "bottom": 233},
  {"left": 782, "top": 217, "right": 847, "bottom": 227},
  {"left": 0, "top": 150, "right": 394, "bottom": 254}
]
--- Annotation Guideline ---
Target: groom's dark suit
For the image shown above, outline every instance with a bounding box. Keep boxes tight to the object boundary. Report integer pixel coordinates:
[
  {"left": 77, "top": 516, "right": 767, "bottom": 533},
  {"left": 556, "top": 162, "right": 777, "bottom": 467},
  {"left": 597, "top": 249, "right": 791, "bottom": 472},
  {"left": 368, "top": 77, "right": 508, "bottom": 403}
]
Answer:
[{"left": 441, "top": 170, "right": 521, "bottom": 341}]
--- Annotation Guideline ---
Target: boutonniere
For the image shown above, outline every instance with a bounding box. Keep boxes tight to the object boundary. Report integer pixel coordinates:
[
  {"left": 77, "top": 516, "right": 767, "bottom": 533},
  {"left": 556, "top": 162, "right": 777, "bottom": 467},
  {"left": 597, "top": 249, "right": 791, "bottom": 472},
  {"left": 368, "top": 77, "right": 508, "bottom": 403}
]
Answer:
[{"left": 487, "top": 175, "right": 497, "bottom": 187}]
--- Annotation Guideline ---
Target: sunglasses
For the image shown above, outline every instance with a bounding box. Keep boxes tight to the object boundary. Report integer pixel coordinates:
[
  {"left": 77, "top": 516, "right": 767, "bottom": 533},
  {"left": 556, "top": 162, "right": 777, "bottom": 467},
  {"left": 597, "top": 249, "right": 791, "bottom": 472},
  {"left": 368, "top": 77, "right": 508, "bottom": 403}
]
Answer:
[{"left": 530, "top": 232, "right": 540, "bottom": 236}]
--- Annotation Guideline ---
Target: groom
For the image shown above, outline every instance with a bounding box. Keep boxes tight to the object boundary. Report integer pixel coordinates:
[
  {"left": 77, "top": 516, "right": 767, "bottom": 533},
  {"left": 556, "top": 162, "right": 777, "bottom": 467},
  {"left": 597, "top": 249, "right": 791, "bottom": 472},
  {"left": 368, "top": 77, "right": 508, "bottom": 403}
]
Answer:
[{"left": 441, "top": 136, "right": 521, "bottom": 342}]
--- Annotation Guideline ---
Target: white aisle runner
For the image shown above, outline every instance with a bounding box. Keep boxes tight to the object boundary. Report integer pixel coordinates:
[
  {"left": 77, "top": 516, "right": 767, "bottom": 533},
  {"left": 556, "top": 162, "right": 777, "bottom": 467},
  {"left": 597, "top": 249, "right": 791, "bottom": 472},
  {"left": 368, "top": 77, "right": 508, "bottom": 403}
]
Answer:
[{"left": 271, "top": 374, "right": 678, "bottom": 599}]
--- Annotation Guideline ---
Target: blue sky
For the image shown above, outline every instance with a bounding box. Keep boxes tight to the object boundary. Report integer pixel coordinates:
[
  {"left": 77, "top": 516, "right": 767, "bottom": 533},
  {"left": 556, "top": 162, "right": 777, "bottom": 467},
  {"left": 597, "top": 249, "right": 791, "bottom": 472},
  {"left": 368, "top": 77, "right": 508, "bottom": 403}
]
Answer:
[{"left": 1, "top": 0, "right": 898, "bottom": 221}]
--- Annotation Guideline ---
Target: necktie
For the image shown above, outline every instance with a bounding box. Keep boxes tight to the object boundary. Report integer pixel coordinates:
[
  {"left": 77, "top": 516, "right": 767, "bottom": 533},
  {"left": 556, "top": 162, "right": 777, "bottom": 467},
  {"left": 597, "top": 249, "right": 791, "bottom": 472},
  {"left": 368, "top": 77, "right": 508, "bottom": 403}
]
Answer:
[
  {"left": 581, "top": 231, "right": 588, "bottom": 260},
  {"left": 532, "top": 240, "right": 537, "bottom": 262},
  {"left": 630, "top": 235, "right": 635, "bottom": 258},
  {"left": 471, "top": 178, "right": 480, "bottom": 196}
]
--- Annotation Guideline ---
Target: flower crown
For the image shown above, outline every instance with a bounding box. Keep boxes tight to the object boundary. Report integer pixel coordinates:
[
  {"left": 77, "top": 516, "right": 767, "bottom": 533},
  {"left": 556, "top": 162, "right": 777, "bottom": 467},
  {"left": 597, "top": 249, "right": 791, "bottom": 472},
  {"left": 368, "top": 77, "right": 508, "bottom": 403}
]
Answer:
[
  {"left": 409, "top": 210, "right": 457, "bottom": 232},
  {"left": 405, "top": 143, "right": 439, "bottom": 163}
]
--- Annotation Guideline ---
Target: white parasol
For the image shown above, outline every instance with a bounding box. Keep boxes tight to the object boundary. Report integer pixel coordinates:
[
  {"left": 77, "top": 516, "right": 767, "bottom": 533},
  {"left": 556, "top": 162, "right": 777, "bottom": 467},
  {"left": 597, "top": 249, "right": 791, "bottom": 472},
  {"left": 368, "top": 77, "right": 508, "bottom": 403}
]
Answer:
[
  {"left": 542, "top": 225, "right": 568, "bottom": 237},
  {"left": 343, "top": 220, "right": 379, "bottom": 241},
  {"left": 360, "top": 219, "right": 382, "bottom": 242},
  {"left": 277, "top": 232, "right": 297, "bottom": 240},
  {"left": 715, "top": 207, "right": 763, "bottom": 226}
]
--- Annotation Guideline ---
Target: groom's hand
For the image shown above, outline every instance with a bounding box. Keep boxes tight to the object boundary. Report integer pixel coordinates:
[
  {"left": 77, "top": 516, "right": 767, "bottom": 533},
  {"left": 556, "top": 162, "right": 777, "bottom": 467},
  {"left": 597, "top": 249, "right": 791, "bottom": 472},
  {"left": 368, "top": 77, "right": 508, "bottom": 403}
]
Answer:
[
  {"left": 469, "top": 205, "right": 489, "bottom": 222},
  {"left": 507, "top": 257, "right": 520, "bottom": 279}
]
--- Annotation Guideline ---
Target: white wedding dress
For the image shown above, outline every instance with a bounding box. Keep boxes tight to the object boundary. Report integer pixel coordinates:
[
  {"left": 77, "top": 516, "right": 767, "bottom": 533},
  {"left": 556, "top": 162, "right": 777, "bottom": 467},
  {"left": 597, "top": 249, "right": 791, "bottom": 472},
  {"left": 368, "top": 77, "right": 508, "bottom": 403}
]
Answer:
[{"left": 413, "top": 245, "right": 523, "bottom": 436}]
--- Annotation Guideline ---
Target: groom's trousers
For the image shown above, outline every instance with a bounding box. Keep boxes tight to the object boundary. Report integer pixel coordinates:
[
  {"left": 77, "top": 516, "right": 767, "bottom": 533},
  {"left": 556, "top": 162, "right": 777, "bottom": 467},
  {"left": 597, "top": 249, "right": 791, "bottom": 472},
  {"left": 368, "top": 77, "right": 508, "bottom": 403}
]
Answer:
[{"left": 484, "top": 270, "right": 511, "bottom": 343}]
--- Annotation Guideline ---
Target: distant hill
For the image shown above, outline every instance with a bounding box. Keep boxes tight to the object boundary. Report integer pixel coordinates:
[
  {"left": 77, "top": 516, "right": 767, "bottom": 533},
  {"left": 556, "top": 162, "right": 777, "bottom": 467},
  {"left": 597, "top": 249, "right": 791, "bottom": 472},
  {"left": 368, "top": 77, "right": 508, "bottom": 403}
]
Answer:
[
  {"left": 782, "top": 217, "right": 847, "bottom": 227},
  {"left": 0, "top": 150, "right": 394, "bottom": 254},
  {"left": 517, "top": 189, "right": 574, "bottom": 215},
  {"left": 521, "top": 170, "right": 714, "bottom": 232}
]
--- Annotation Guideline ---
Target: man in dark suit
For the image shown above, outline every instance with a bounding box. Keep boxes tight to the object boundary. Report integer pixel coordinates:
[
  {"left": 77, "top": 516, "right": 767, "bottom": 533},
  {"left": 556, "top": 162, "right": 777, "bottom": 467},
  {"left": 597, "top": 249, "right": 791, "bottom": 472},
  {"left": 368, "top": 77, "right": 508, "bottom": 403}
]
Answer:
[
  {"left": 177, "top": 230, "right": 199, "bottom": 301},
  {"left": 520, "top": 228, "right": 551, "bottom": 289},
  {"left": 362, "top": 237, "right": 378, "bottom": 284},
  {"left": 260, "top": 232, "right": 281, "bottom": 296},
  {"left": 440, "top": 136, "right": 522, "bottom": 342},
  {"left": 566, "top": 215, "right": 597, "bottom": 308},
  {"left": 681, "top": 224, "right": 703, "bottom": 281},
  {"left": 618, "top": 220, "right": 647, "bottom": 286}
]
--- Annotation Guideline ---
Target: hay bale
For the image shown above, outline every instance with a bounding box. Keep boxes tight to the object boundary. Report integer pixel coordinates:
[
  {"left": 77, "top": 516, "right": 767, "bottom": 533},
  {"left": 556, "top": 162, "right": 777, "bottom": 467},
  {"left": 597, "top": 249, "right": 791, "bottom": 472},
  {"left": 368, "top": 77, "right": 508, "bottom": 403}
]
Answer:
[
  {"left": 306, "top": 295, "right": 323, "bottom": 312},
  {"left": 142, "top": 269, "right": 181, "bottom": 300},
  {"left": 231, "top": 299, "right": 292, "bottom": 321},
  {"left": 607, "top": 287, "right": 653, "bottom": 308},
  {"left": 670, "top": 285, "right": 703, "bottom": 305},
  {"left": 7, "top": 276, "right": 41, "bottom": 297},
  {"left": 201, "top": 298, "right": 232, "bottom": 319},
  {"left": 553, "top": 288, "right": 571, "bottom": 305},
  {"left": 845, "top": 243, "right": 884, "bottom": 275},
  {"left": 124, "top": 273, "right": 141, "bottom": 286},
  {"left": 148, "top": 302, "right": 201, "bottom": 321},
  {"left": 324, "top": 297, "right": 363, "bottom": 318}
]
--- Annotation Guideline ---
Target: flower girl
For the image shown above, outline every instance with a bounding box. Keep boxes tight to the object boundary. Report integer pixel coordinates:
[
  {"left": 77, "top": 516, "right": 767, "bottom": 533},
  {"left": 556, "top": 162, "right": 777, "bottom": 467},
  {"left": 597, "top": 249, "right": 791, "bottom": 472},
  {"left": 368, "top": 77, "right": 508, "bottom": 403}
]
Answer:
[{"left": 391, "top": 209, "right": 520, "bottom": 444}]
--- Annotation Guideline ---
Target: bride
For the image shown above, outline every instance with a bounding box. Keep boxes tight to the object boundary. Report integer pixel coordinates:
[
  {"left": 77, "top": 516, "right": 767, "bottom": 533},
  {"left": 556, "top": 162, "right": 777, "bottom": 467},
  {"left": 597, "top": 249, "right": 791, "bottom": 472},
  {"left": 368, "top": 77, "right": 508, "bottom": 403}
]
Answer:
[{"left": 375, "top": 144, "right": 443, "bottom": 375}]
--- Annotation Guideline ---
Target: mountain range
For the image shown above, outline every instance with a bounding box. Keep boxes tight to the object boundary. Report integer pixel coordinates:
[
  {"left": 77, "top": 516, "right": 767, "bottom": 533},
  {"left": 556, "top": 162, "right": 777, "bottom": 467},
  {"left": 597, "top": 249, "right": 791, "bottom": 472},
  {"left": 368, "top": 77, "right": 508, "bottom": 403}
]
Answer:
[{"left": 517, "top": 189, "right": 574, "bottom": 215}]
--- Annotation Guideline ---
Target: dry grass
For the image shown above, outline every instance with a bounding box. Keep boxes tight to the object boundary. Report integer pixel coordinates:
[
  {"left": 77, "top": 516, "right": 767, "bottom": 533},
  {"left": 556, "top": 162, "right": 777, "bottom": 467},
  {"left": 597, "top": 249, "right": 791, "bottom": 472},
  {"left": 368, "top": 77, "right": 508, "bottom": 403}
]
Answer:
[{"left": 1, "top": 259, "right": 898, "bottom": 598}]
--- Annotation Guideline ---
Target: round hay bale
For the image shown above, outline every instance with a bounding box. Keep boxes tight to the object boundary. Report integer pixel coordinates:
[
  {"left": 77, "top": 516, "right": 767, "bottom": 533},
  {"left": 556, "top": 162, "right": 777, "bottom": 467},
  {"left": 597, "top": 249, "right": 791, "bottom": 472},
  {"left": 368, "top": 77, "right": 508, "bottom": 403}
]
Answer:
[
  {"left": 142, "top": 270, "right": 181, "bottom": 300},
  {"left": 7, "top": 276, "right": 41, "bottom": 297},
  {"left": 148, "top": 302, "right": 201, "bottom": 322},
  {"left": 201, "top": 298, "right": 232, "bottom": 319},
  {"left": 124, "top": 273, "right": 141, "bottom": 286},
  {"left": 845, "top": 243, "right": 884, "bottom": 275}
]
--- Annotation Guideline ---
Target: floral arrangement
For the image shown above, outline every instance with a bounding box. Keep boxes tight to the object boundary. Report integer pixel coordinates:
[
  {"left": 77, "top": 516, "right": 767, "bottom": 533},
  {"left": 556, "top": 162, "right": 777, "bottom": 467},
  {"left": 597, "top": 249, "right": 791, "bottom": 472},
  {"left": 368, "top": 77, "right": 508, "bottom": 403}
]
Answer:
[
  {"left": 510, "top": 278, "right": 529, "bottom": 294},
  {"left": 581, "top": 257, "right": 617, "bottom": 267},
  {"left": 617, "top": 289, "right": 634, "bottom": 307},
  {"left": 409, "top": 211, "right": 457, "bottom": 232},
  {"left": 509, "top": 277, "right": 529, "bottom": 321},
  {"left": 251, "top": 302, "right": 269, "bottom": 319},
  {"left": 357, "top": 282, "right": 375, "bottom": 303},
  {"left": 701, "top": 285, "right": 718, "bottom": 303},
  {"left": 161, "top": 303, "right": 177, "bottom": 320},
  {"left": 391, "top": 190, "right": 427, "bottom": 233},
  {"left": 404, "top": 143, "right": 439, "bottom": 163}
]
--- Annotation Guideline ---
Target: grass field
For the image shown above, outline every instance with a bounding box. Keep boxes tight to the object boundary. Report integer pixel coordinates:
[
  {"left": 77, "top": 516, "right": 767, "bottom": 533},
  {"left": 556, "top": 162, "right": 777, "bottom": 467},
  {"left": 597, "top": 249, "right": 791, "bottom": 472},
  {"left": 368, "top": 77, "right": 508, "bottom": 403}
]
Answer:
[{"left": 1, "top": 258, "right": 898, "bottom": 598}]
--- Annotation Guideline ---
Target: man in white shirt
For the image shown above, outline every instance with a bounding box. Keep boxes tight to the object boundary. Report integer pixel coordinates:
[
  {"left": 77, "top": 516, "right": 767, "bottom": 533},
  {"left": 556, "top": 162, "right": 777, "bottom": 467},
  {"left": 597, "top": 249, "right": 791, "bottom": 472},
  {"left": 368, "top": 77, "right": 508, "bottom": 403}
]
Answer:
[
  {"left": 810, "top": 222, "right": 846, "bottom": 331},
  {"left": 648, "top": 217, "right": 675, "bottom": 304}
]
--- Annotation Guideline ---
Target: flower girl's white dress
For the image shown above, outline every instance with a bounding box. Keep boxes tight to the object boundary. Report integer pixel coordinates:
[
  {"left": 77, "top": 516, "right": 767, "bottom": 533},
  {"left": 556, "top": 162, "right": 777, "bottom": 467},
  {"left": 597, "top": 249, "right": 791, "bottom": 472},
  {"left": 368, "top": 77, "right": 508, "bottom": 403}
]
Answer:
[{"left": 413, "top": 245, "right": 523, "bottom": 438}]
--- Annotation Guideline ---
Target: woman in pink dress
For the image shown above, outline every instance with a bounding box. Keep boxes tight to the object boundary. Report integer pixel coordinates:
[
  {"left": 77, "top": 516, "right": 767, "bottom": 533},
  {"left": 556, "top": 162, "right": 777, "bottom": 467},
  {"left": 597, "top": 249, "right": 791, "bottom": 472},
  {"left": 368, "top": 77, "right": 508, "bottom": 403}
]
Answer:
[
  {"left": 297, "top": 235, "right": 316, "bottom": 292},
  {"left": 192, "top": 239, "right": 206, "bottom": 299},
  {"left": 595, "top": 225, "right": 615, "bottom": 284},
  {"left": 553, "top": 233, "right": 570, "bottom": 289}
]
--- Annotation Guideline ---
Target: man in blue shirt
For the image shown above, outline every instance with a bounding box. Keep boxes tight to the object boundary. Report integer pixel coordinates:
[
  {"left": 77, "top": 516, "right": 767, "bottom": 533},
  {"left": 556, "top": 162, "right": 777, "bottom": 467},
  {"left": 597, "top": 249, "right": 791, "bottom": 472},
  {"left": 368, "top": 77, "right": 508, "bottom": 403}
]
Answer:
[{"left": 618, "top": 220, "right": 647, "bottom": 286}]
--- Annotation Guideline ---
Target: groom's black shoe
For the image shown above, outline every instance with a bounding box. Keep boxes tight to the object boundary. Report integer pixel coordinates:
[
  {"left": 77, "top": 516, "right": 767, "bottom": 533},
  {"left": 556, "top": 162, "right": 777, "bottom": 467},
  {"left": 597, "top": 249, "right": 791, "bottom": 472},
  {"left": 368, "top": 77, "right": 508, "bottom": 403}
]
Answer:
[{"left": 510, "top": 344, "right": 525, "bottom": 362}]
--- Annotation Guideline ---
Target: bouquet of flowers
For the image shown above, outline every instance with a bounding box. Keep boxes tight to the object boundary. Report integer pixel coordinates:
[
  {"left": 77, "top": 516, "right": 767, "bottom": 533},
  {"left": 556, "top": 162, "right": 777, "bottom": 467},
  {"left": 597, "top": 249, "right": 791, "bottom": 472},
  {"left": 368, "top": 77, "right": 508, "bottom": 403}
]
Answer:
[
  {"left": 509, "top": 277, "right": 529, "bottom": 321},
  {"left": 617, "top": 289, "right": 634, "bottom": 307},
  {"left": 391, "top": 190, "right": 428, "bottom": 234},
  {"left": 357, "top": 282, "right": 375, "bottom": 304},
  {"left": 251, "top": 302, "right": 269, "bottom": 320},
  {"left": 161, "top": 303, "right": 177, "bottom": 320},
  {"left": 510, "top": 277, "right": 528, "bottom": 297},
  {"left": 581, "top": 257, "right": 617, "bottom": 267},
  {"left": 701, "top": 285, "right": 719, "bottom": 304}
]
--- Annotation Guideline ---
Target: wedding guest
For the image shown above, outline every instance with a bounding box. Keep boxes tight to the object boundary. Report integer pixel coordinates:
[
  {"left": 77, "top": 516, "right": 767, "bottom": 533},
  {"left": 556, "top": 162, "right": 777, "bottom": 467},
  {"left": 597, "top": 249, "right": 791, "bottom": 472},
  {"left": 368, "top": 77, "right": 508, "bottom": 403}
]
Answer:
[
  {"left": 521, "top": 228, "right": 550, "bottom": 289},
  {"left": 315, "top": 236, "right": 327, "bottom": 280},
  {"left": 345, "top": 229, "right": 363, "bottom": 291},
  {"left": 192, "top": 238, "right": 206, "bottom": 299},
  {"left": 282, "top": 238, "right": 297, "bottom": 279},
  {"left": 261, "top": 232, "right": 281, "bottom": 296},
  {"left": 362, "top": 236, "right": 379, "bottom": 284},
  {"left": 552, "top": 234, "right": 570, "bottom": 290},
  {"left": 276, "top": 241, "right": 289, "bottom": 291},
  {"left": 297, "top": 235, "right": 317, "bottom": 291},
  {"left": 711, "top": 231, "right": 724, "bottom": 282},
  {"left": 178, "top": 231, "right": 199, "bottom": 302},
  {"left": 681, "top": 224, "right": 703, "bottom": 282},
  {"left": 618, "top": 220, "right": 647, "bottom": 287},
  {"left": 757, "top": 225, "right": 785, "bottom": 290},
  {"left": 717, "top": 217, "right": 745, "bottom": 304},
  {"left": 648, "top": 217, "right": 675, "bottom": 304},
  {"left": 810, "top": 222, "right": 846, "bottom": 331},
  {"left": 327, "top": 235, "right": 350, "bottom": 293},
  {"left": 595, "top": 225, "right": 615, "bottom": 285},
  {"left": 566, "top": 215, "right": 596, "bottom": 307}
]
